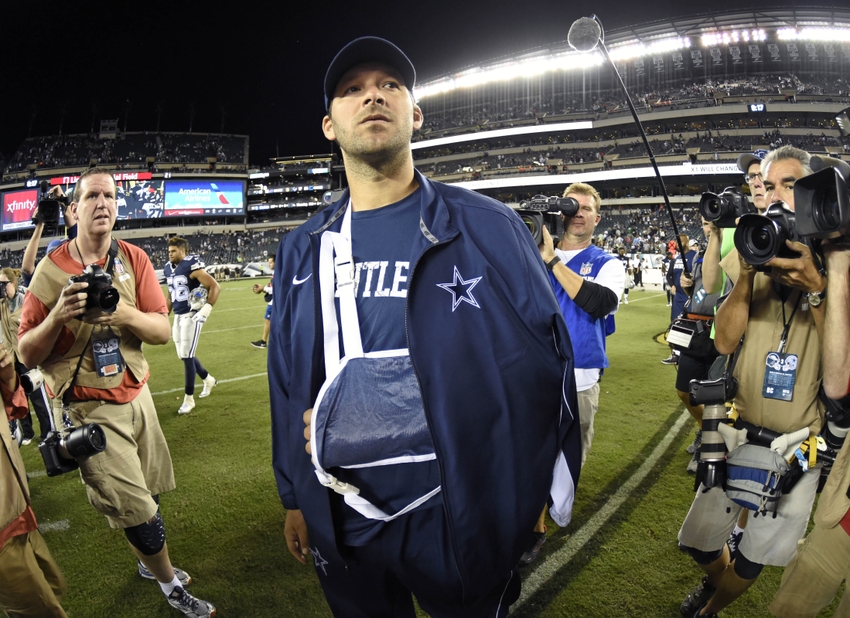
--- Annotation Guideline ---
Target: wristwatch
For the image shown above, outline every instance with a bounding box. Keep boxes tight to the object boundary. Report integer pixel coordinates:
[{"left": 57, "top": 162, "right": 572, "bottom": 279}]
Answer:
[
  {"left": 806, "top": 288, "right": 826, "bottom": 307},
  {"left": 546, "top": 256, "right": 561, "bottom": 270}
]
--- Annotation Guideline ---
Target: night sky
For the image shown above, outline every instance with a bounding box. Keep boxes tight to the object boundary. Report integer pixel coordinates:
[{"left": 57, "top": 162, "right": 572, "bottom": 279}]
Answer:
[{"left": 0, "top": 0, "right": 837, "bottom": 167}]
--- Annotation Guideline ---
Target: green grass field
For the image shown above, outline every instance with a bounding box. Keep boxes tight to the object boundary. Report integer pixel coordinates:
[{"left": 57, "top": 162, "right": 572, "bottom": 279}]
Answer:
[{"left": 15, "top": 282, "right": 842, "bottom": 617}]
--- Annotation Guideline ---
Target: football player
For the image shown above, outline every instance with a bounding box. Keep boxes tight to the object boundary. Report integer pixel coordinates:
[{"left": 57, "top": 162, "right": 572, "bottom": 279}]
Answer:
[{"left": 164, "top": 237, "right": 220, "bottom": 414}]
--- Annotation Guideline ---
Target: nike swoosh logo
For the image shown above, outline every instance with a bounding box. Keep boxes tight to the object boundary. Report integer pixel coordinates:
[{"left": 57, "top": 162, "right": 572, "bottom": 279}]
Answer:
[{"left": 292, "top": 274, "right": 313, "bottom": 285}]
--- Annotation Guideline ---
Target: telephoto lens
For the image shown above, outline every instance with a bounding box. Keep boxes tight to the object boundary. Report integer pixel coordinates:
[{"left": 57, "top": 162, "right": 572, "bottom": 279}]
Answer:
[{"left": 689, "top": 378, "right": 735, "bottom": 492}]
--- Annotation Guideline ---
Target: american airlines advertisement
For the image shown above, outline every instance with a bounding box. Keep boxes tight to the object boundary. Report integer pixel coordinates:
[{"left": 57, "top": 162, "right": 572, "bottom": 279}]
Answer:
[{"left": 163, "top": 180, "right": 245, "bottom": 217}]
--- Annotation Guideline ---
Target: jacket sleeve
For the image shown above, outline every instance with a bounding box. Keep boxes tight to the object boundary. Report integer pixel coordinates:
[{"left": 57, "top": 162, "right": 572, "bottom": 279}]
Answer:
[
  {"left": 268, "top": 234, "right": 298, "bottom": 510},
  {"left": 510, "top": 215, "right": 582, "bottom": 526}
]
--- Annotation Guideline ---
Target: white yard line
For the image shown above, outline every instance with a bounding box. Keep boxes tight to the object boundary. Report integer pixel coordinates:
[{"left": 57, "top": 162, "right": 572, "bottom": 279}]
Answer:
[
  {"left": 513, "top": 409, "right": 691, "bottom": 611},
  {"left": 150, "top": 372, "right": 268, "bottom": 396}
]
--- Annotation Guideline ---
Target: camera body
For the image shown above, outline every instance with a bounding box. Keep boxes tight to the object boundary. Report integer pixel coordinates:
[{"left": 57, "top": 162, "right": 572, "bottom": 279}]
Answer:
[
  {"left": 39, "top": 423, "right": 107, "bottom": 477},
  {"left": 794, "top": 158, "right": 850, "bottom": 240},
  {"left": 68, "top": 264, "right": 120, "bottom": 314},
  {"left": 734, "top": 202, "right": 810, "bottom": 269},
  {"left": 34, "top": 183, "right": 69, "bottom": 236},
  {"left": 690, "top": 375, "right": 738, "bottom": 491},
  {"left": 698, "top": 187, "right": 757, "bottom": 228},
  {"left": 516, "top": 195, "right": 580, "bottom": 245}
]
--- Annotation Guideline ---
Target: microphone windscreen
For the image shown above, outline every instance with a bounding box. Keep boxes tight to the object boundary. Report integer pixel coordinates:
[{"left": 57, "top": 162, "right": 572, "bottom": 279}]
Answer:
[
  {"left": 568, "top": 17, "right": 602, "bottom": 53},
  {"left": 40, "top": 180, "right": 49, "bottom": 193}
]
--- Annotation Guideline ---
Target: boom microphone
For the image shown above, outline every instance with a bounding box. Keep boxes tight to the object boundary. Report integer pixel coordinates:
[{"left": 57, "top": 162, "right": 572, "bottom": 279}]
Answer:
[
  {"left": 567, "top": 15, "right": 691, "bottom": 275},
  {"left": 568, "top": 16, "right": 602, "bottom": 53}
]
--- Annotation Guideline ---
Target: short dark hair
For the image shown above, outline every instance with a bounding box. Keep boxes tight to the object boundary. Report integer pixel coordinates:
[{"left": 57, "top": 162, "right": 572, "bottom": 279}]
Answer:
[{"left": 168, "top": 236, "right": 189, "bottom": 252}]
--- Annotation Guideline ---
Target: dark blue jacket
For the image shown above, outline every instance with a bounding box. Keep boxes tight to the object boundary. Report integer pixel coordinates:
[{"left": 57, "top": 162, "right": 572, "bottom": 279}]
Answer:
[{"left": 269, "top": 171, "right": 581, "bottom": 604}]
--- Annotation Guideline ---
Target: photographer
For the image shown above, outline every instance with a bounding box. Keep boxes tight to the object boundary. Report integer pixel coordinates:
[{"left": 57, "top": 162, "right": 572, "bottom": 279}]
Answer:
[
  {"left": 17, "top": 168, "right": 215, "bottom": 618},
  {"left": 0, "top": 345, "right": 68, "bottom": 617},
  {"left": 521, "top": 182, "right": 624, "bottom": 566},
  {"left": 769, "top": 239, "right": 850, "bottom": 617},
  {"left": 21, "top": 186, "right": 77, "bottom": 288},
  {"left": 0, "top": 268, "right": 52, "bottom": 446},
  {"left": 678, "top": 146, "right": 825, "bottom": 618},
  {"left": 674, "top": 220, "right": 726, "bottom": 474},
  {"left": 538, "top": 182, "right": 624, "bottom": 468}
]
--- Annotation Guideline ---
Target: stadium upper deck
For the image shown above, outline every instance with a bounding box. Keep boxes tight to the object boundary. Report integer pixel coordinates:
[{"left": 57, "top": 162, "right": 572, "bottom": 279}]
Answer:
[{"left": 410, "top": 7, "right": 850, "bottom": 205}]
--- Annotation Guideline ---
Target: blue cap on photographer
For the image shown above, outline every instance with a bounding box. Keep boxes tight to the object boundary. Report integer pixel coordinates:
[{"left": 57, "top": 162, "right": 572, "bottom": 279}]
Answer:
[
  {"left": 46, "top": 239, "right": 65, "bottom": 254},
  {"left": 737, "top": 149, "right": 769, "bottom": 173}
]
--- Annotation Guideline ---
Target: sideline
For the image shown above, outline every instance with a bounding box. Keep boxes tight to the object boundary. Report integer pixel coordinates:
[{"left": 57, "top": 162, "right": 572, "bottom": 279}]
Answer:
[
  {"left": 621, "top": 292, "right": 666, "bottom": 304},
  {"left": 512, "top": 408, "right": 692, "bottom": 611},
  {"left": 151, "top": 372, "right": 268, "bottom": 396},
  {"left": 203, "top": 324, "right": 263, "bottom": 334},
  {"left": 40, "top": 520, "right": 70, "bottom": 533}
]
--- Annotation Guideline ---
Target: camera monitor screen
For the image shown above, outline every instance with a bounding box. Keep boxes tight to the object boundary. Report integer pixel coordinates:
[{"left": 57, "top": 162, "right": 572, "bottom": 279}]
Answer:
[{"left": 163, "top": 180, "right": 245, "bottom": 217}]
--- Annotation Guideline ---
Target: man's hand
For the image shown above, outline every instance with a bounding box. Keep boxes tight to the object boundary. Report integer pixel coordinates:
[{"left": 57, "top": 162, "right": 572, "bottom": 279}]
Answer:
[
  {"left": 284, "top": 509, "right": 310, "bottom": 564},
  {"left": 303, "top": 408, "right": 312, "bottom": 455},
  {"left": 679, "top": 273, "right": 694, "bottom": 289},
  {"left": 0, "top": 346, "right": 17, "bottom": 393},
  {"left": 191, "top": 304, "right": 212, "bottom": 324},
  {"left": 767, "top": 240, "right": 826, "bottom": 293},
  {"left": 538, "top": 227, "right": 556, "bottom": 264},
  {"left": 51, "top": 282, "right": 90, "bottom": 324}
]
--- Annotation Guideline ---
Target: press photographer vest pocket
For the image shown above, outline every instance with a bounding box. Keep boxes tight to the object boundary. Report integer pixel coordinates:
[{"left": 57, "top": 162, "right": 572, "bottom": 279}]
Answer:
[{"left": 310, "top": 204, "right": 441, "bottom": 522}]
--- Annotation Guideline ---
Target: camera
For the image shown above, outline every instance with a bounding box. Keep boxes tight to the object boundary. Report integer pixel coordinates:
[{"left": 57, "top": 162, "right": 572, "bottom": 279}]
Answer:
[
  {"left": 34, "top": 181, "right": 69, "bottom": 235},
  {"left": 39, "top": 424, "right": 107, "bottom": 477},
  {"left": 818, "top": 391, "right": 850, "bottom": 469},
  {"left": 20, "top": 368, "right": 44, "bottom": 394},
  {"left": 689, "top": 374, "right": 738, "bottom": 491},
  {"left": 794, "top": 156, "right": 850, "bottom": 240},
  {"left": 517, "top": 195, "right": 580, "bottom": 245},
  {"left": 734, "top": 202, "right": 810, "bottom": 268},
  {"left": 69, "top": 264, "right": 120, "bottom": 314},
  {"left": 698, "top": 187, "right": 757, "bottom": 228}
]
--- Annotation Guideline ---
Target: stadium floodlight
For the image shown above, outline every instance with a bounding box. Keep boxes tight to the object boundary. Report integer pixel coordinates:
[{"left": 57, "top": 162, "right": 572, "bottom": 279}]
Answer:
[
  {"left": 702, "top": 29, "right": 767, "bottom": 46},
  {"left": 416, "top": 52, "right": 603, "bottom": 100},
  {"left": 777, "top": 26, "right": 850, "bottom": 42}
]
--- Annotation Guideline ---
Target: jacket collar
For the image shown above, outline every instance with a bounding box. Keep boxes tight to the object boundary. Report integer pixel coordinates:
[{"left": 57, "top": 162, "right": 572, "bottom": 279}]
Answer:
[{"left": 312, "top": 169, "right": 459, "bottom": 246}]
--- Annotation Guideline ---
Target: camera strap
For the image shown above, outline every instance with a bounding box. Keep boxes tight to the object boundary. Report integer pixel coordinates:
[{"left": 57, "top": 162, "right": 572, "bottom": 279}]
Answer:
[{"left": 62, "top": 339, "right": 91, "bottom": 410}]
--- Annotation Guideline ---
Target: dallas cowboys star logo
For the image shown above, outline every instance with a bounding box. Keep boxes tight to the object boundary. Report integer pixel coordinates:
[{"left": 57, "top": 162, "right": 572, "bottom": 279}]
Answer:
[
  {"left": 436, "top": 266, "right": 482, "bottom": 312},
  {"left": 309, "top": 546, "right": 329, "bottom": 576}
]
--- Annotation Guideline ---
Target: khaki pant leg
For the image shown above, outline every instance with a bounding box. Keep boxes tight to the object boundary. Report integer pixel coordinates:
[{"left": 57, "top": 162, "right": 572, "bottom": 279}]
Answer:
[
  {"left": 768, "top": 522, "right": 850, "bottom": 618},
  {"left": 577, "top": 383, "right": 600, "bottom": 467},
  {"left": 0, "top": 531, "right": 67, "bottom": 618}
]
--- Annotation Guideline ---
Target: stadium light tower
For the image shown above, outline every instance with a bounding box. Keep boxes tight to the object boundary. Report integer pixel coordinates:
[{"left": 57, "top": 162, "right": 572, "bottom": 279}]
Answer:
[{"left": 568, "top": 15, "right": 690, "bottom": 273}]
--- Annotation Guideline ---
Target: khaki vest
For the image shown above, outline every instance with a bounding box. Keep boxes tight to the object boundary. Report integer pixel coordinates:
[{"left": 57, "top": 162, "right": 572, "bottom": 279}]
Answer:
[
  {"left": 815, "top": 436, "right": 850, "bottom": 528},
  {"left": 721, "top": 249, "right": 824, "bottom": 436},
  {"left": 1, "top": 407, "right": 30, "bottom": 533},
  {"left": 28, "top": 243, "right": 149, "bottom": 401},
  {"left": 0, "top": 294, "right": 22, "bottom": 360}
]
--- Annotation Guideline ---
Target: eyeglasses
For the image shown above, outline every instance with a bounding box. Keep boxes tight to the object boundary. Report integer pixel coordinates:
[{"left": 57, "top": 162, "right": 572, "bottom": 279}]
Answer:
[
  {"left": 0, "top": 280, "right": 11, "bottom": 285},
  {"left": 744, "top": 173, "right": 763, "bottom": 184}
]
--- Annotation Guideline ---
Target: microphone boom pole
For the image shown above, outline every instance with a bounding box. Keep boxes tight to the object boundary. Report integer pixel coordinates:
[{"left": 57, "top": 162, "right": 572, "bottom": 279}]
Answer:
[{"left": 569, "top": 15, "right": 691, "bottom": 275}]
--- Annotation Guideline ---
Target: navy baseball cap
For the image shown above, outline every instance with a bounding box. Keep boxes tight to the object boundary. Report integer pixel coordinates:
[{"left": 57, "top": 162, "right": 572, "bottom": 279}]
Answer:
[
  {"left": 323, "top": 37, "right": 416, "bottom": 109},
  {"left": 737, "top": 149, "right": 769, "bottom": 173},
  {"left": 46, "top": 239, "right": 65, "bottom": 254}
]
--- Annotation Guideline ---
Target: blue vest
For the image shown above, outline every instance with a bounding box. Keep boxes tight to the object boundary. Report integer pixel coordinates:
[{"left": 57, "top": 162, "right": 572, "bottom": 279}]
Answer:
[{"left": 548, "top": 244, "right": 614, "bottom": 370}]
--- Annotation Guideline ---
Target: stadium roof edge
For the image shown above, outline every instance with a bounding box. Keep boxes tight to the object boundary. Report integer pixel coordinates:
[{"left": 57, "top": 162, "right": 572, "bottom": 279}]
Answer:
[{"left": 416, "top": 6, "right": 850, "bottom": 87}]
